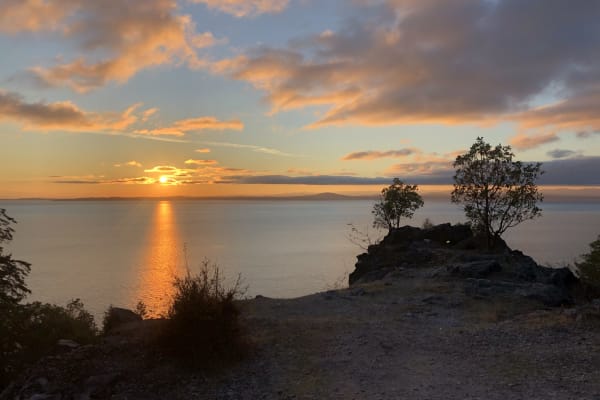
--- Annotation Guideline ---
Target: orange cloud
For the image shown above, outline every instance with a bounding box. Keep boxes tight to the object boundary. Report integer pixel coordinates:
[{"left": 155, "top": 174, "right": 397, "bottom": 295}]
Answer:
[
  {"left": 184, "top": 159, "right": 218, "bottom": 166},
  {"left": 0, "top": 0, "right": 77, "bottom": 33},
  {"left": 190, "top": 0, "right": 288, "bottom": 17},
  {"left": 19, "top": 0, "right": 220, "bottom": 92},
  {"left": 114, "top": 160, "right": 142, "bottom": 168},
  {"left": 0, "top": 89, "right": 140, "bottom": 132},
  {"left": 509, "top": 132, "right": 560, "bottom": 151},
  {"left": 134, "top": 117, "right": 243, "bottom": 136},
  {"left": 195, "top": 148, "right": 211, "bottom": 153},
  {"left": 0, "top": 88, "right": 243, "bottom": 138}
]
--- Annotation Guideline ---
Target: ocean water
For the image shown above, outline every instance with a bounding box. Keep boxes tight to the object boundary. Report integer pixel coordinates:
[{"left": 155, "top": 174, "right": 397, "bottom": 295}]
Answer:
[{"left": 1, "top": 199, "right": 598, "bottom": 320}]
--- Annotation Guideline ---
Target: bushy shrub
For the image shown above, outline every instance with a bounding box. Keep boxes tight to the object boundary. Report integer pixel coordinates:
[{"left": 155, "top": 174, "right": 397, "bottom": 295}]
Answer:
[
  {"left": 422, "top": 218, "right": 434, "bottom": 230},
  {"left": 1, "top": 299, "right": 98, "bottom": 387},
  {"left": 576, "top": 235, "right": 600, "bottom": 295},
  {"left": 158, "top": 260, "right": 247, "bottom": 368}
]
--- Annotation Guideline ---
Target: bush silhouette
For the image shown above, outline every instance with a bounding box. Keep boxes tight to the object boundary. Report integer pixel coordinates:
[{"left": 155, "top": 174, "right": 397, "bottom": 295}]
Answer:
[{"left": 158, "top": 260, "right": 247, "bottom": 368}]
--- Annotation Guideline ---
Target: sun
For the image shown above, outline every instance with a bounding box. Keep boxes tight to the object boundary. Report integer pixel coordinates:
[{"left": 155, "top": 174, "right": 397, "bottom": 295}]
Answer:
[{"left": 159, "top": 176, "right": 169, "bottom": 184}]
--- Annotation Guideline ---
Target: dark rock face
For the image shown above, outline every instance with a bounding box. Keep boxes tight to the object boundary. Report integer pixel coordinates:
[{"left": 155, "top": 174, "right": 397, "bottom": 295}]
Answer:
[
  {"left": 350, "top": 223, "right": 475, "bottom": 285},
  {"left": 447, "top": 260, "right": 502, "bottom": 278},
  {"left": 103, "top": 307, "right": 142, "bottom": 333},
  {"left": 350, "top": 223, "right": 580, "bottom": 307}
]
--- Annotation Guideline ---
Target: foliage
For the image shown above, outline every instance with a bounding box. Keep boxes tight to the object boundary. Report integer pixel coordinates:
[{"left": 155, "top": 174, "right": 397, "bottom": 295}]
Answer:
[
  {"left": 576, "top": 235, "right": 600, "bottom": 293},
  {"left": 451, "top": 137, "right": 543, "bottom": 249},
  {"left": 372, "top": 178, "right": 424, "bottom": 232},
  {"left": 158, "top": 259, "right": 247, "bottom": 368},
  {"left": 0, "top": 209, "right": 31, "bottom": 306},
  {"left": 0, "top": 209, "right": 97, "bottom": 388},
  {"left": 134, "top": 300, "right": 148, "bottom": 319},
  {"left": 422, "top": 218, "right": 435, "bottom": 230},
  {"left": 1, "top": 299, "right": 98, "bottom": 387}
]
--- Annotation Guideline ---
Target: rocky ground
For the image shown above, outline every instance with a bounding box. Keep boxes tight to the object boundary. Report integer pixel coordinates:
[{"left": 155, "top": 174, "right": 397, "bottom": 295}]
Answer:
[{"left": 3, "top": 224, "right": 600, "bottom": 400}]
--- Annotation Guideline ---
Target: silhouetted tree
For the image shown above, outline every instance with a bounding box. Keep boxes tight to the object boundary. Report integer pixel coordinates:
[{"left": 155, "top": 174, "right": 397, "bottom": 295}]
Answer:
[
  {"left": 372, "top": 178, "right": 424, "bottom": 232},
  {"left": 576, "top": 235, "right": 600, "bottom": 292},
  {"left": 0, "top": 209, "right": 30, "bottom": 306},
  {"left": 451, "top": 137, "right": 543, "bottom": 249}
]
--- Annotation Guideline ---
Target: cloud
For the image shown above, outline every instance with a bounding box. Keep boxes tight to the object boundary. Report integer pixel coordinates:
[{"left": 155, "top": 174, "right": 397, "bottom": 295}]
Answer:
[
  {"left": 184, "top": 159, "right": 218, "bottom": 166},
  {"left": 114, "top": 160, "right": 143, "bottom": 168},
  {"left": 342, "top": 148, "right": 417, "bottom": 160},
  {"left": 576, "top": 131, "right": 600, "bottom": 139},
  {"left": 200, "top": 141, "right": 296, "bottom": 156},
  {"left": 195, "top": 148, "right": 211, "bottom": 153},
  {"left": 216, "top": 0, "right": 600, "bottom": 133},
  {"left": 0, "top": 89, "right": 240, "bottom": 138},
  {"left": 134, "top": 117, "right": 243, "bottom": 136},
  {"left": 540, "top": 157, "right": 600, "bottom": 185},
  {"left": 546, "top": 149, "right": 577, "bottom": 159},
  {"left": 11, "top": 0, "right": 219, "bottom": 92},
  {"left": 190, "top": 0, "right": 288, "bottom": 17},
  {"left": 509, "top": 132, "right": 560, "bottom": 150},
  {"left": 0, "top": 0, "right": 77, "bottom": 33},
  {"left": 0, "top": 89, "right": 140, "bottom": 132}
]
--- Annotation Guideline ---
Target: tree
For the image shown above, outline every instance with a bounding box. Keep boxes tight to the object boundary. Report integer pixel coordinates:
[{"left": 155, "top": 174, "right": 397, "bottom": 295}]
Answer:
[
  {"left": 0, "top": 209, "right": 30, "bottom": 306},
  {"left": 576, "top": 235, "right": 600, "bottom": 292},
  {"left": 451, "top": 137, "right": 543, "bottom": 249},
  {"left": 372, "top": 178, "right": 424, "bottom": 232}
]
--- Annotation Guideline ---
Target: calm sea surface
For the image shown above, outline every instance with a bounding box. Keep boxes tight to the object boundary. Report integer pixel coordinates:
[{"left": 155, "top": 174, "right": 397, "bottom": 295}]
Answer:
[{"left": 1, "top": 199, "right": 599, "bottom": 320}]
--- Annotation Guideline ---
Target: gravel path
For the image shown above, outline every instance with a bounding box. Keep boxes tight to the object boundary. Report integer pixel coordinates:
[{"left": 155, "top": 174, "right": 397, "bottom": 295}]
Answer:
[{"left": 4, "top": 268, "right": 600, "bottom": 400}]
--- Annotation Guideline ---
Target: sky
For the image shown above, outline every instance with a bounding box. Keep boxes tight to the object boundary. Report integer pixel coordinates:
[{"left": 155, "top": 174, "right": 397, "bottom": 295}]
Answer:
[{"left": 0, "top": 0, "right": 599, "bottom": 198}]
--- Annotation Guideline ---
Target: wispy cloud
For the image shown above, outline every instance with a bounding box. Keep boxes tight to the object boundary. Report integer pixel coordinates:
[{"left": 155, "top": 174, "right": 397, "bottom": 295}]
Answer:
[
  {"left": 114, "top": 160, "right": 142, "bottom": 168},
  {"left": 200, "top": 141, "right": 297, "bottom": 157},
  {"left": 509, "top": 132, "right": 560, "bottom": 150},
  {"left": 195, "top": 148, "right": 211, "bottom": 153},
  {"left": 342, "top": 148, "right": 417, "bottom": 160},
  {"left": 547, "top": 149, "right": 578, "bottom": 159},
  {"left": 184, "top": 159, "right": 218, "bottom": 166},
  {"left": 134, "top": 117, "right": 243, "bottom": 136},
  {"left": 190, "top": 0, "right": 288, "bottom": 17}
]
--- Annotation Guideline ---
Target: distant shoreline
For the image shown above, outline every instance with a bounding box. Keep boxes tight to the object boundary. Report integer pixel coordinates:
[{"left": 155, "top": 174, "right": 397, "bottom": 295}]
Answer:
[{"left": 1, "top": 191, "right": 599, "bottom": 203}]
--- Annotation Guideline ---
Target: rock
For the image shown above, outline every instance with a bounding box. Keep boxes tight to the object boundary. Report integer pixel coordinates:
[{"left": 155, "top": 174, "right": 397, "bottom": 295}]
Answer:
[
  {"left": 447, "top": 260, "right": 502, "bottom": 278},
  {"left": 104, "top": 307, "right": 142, "bottom": 332},
  {"left": 57, "top": 339, "right": 79, "bottom": 349},
  {"left": 465, "top": 279, "right": 573, "bottom": 306},
  {"left": 82, "top": 373, "right": 120, "bottom": 398}
]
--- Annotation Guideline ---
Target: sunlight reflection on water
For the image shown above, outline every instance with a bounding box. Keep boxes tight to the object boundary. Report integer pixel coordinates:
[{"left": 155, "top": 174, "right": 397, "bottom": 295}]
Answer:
[{"left": 134, "top": 201, "right": 185, "bottom": 317}]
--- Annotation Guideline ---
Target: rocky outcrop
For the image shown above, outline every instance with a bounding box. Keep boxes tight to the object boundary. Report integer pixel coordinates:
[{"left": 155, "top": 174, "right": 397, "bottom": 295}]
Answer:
[{"left": 349, "top": 223, "right": 579, "bottom": 307}]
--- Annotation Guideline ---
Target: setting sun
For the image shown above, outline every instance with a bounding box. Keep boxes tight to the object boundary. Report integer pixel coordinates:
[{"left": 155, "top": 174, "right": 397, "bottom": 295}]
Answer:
[{"left": 159, "top": 176, "right": 168, "bottom": 184}]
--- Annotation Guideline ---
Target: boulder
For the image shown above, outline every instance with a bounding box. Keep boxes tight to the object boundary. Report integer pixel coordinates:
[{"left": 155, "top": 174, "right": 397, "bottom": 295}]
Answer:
[
  {"left": 447, "top": 260, "right": 502, "bottom": 278},
  {"left": 103, "top": 307, "right": 142, "bottom": 333}
]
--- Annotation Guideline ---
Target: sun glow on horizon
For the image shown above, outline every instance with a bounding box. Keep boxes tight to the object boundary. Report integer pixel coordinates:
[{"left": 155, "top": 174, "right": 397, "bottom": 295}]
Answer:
[{"left": 159, "top": 175, "right": 169, "bottom": 184}]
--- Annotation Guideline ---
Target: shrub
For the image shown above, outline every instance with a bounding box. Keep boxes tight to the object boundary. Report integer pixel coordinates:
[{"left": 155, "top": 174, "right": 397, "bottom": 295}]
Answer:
[
  {"left": 576, "top": 235, "right": 600, "bottom": 295},
  {"left": 158, "top": 260, "right": 247, "bottom": 368},
  {"left": 1, "top": 299, "right": 98, "bottom": 387},
  {"left": 422, "top": 218, "right": 434, "bottom": 230}
]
